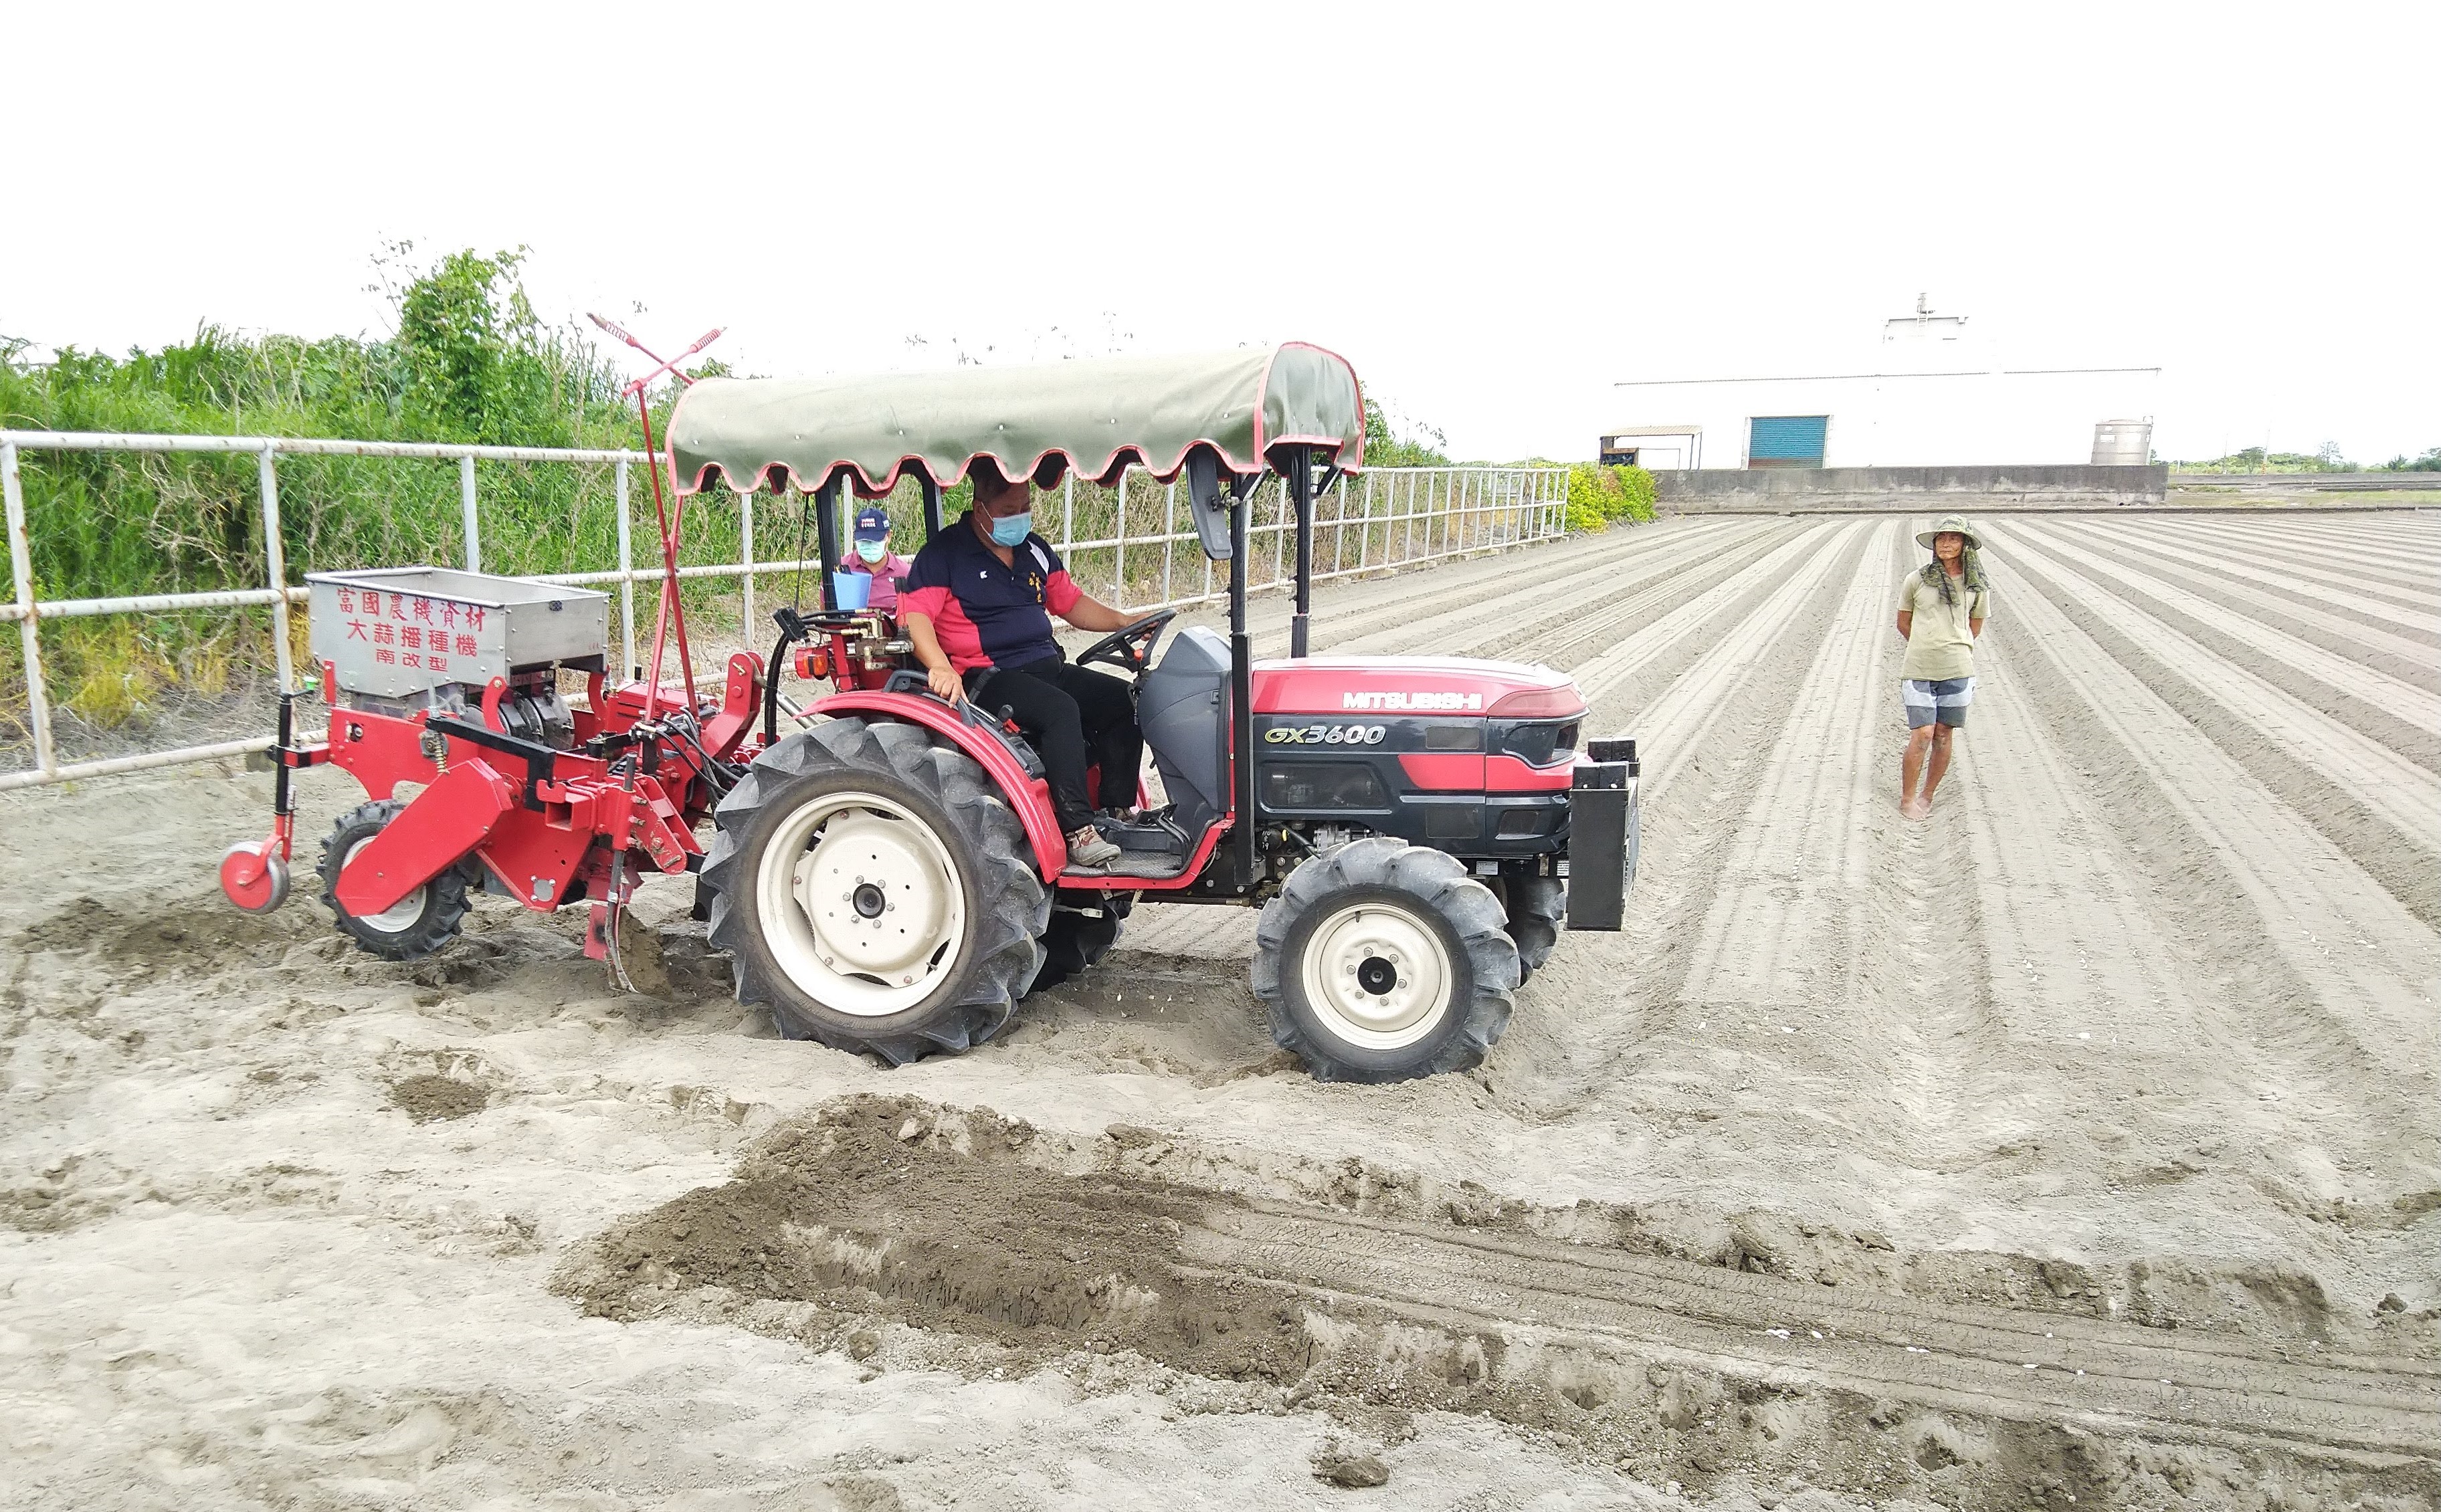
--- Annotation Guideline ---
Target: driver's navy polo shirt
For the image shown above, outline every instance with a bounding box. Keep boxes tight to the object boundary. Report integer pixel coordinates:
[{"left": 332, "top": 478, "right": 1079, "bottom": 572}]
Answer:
[{"left": 900, "top": 512, "right": 1082, "bottom": 672}]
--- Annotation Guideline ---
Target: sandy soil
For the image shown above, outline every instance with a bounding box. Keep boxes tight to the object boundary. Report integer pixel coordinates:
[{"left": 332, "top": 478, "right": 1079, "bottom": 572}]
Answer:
[{"left": 3, "top": 512, "right": 2436, "bottom": 1511}]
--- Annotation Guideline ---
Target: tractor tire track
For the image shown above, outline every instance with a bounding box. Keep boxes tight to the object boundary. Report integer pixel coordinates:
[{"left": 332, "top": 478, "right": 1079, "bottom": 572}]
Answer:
[
  {"left": 579, "top": 1107, "right": 2441, "bottom": 1507},
  {"left": 1189, "top": 1200, "right": 2441, "bottom": 1463}
]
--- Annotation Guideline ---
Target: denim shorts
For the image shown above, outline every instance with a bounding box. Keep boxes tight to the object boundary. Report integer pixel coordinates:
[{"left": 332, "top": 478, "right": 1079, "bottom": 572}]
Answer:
[{"left": 1901, "top": 676, "right": 1974, "bottom": 729}]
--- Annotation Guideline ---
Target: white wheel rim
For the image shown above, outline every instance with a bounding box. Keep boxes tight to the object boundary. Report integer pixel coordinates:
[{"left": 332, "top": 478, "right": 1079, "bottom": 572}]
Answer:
[
  {"left": 343, "top": 837, "right": 427, "bottom": 932},
  {"left": 1300, "top": 900, "right": 1454, "bottom": 1051},
  {"left": 756, "top": 788, "right": 966, "bottom": 1018}
]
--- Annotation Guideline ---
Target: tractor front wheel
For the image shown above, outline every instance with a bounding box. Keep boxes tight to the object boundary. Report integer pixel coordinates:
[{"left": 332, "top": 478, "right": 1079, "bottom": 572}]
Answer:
[
  {"left": 1253, "top": 837, "right": 1517, "bottom": 1083},
  {"left": 702, "top": 718, "right": 1047, "bottom": 1064},
  {"left": 317, "top": 800, "right": 474, "bottom": 960}
]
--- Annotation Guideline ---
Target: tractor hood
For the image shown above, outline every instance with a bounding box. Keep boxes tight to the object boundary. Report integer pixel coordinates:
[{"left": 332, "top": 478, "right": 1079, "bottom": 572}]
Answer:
[{"left": 1251, "top": 657, "right": 1585, "bottom": 720}]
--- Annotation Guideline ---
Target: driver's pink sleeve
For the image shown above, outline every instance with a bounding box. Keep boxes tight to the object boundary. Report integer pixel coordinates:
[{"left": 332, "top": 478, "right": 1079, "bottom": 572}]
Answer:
[{"left": 1045, "top": 568, "right": 1082, "bottom": 617}]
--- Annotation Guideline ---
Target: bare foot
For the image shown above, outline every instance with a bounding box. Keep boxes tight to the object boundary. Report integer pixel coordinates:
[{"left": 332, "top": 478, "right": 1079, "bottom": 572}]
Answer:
[{"left": 1900, "top": 794, "right": 1930, "bottom": 821}]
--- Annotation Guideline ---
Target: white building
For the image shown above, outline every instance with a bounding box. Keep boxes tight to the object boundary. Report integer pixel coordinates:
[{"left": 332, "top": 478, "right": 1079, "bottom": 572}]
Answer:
[{"left": 1602, "top": 298, "right": 2160, "bottom": 470}]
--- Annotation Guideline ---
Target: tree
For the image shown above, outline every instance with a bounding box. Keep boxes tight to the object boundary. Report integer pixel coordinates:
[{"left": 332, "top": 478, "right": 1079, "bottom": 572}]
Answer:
[{"left": 1362, "top": 397, "right": 1450, "bottom": 467}]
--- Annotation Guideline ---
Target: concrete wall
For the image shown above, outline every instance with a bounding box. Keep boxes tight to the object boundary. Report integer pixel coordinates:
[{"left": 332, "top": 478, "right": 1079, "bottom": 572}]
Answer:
[
  {"left": 1654, "top": 463, "right": 2169, "bottom": 512},
  {"left": 1609, "top": 366, "right": 2162, "bottom": 469}
]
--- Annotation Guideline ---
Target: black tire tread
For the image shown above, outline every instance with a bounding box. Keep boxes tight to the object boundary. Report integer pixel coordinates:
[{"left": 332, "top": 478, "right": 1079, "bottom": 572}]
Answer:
[
  {"left": 1252, "top": 837, "right": 1516, "bottom": 1083},
  {"left": 1028, "top": 895, "right": 1124, "bottom": 996},
  {"left": 702, "top": 717, "right": 1047, "bottom": 1065},
  {"left": 315, "top": 799, "right": 474, "bottom": 961},
  {"left": 1504, "top": 875, "right": 1565, "bottom": 984}
]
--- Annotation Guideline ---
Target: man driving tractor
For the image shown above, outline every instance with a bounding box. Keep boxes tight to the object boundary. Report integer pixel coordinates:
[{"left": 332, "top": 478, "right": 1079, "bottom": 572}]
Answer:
[{"left": 898, "top": 459, "right": 1141, "bottom": 871}]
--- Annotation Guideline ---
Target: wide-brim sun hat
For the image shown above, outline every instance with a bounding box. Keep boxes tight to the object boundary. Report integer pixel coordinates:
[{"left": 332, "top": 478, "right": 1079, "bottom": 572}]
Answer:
[{"left": 1916, "top": 514, "right": 1982, "bottom": 550}]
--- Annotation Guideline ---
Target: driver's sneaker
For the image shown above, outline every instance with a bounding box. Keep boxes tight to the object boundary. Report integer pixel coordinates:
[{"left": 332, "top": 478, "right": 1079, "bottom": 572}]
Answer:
[{"left": 1066, "top": 825, "right": 1121, "bottom": 871}]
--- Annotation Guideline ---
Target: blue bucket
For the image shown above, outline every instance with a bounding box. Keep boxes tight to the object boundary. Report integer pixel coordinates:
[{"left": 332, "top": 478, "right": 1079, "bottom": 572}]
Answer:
[{"left": 830, "top": 570, "right": 871, "bottom": 611}]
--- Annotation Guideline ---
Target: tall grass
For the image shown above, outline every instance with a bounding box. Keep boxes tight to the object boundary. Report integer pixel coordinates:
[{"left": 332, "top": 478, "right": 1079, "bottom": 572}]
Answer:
[{"left": 0, "top": 249, "right": 687, "bottom": 748}]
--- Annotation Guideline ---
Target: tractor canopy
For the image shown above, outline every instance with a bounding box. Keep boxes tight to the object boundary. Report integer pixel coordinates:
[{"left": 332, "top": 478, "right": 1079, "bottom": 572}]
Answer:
[{"left": 665, "top": 343, "right": 1364, "bottom": 497}]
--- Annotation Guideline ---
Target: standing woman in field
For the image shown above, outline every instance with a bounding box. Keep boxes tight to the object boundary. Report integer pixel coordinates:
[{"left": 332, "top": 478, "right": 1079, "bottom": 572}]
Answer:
[{"left": 1894, "top": 515, "right": 1991, "bottom": 819}]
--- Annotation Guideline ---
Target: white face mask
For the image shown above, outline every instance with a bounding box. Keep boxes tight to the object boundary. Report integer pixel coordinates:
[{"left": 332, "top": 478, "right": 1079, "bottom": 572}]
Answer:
[{"left": 855, "top": 538, "right": 887, "bottom": 564}]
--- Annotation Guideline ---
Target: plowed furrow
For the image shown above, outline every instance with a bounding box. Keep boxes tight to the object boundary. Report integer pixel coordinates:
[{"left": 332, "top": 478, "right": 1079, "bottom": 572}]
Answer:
[
  {"left": 1991, "top": 527, "right": 2441, "bottom": 845},
  {"left": 2092, "top": 518, "right": 2441, "bottom": 627},
  {"left": 2190, "top": 518, "right": 2441, "bottom": 588},
  {"left": 1981, "top": 550, "right": 2440, "bottom": 1117},
  {"left": 2003, "top": 520, "right": 2441, "bottom": 734},
  {"left": 2040, "top": 520, "right": 2441, "bottom": 669}
]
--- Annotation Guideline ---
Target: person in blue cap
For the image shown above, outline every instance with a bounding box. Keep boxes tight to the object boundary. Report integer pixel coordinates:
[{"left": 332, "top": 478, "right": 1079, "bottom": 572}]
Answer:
[{"left": 840, "top": 504, "right": 912, "bottom": 611}]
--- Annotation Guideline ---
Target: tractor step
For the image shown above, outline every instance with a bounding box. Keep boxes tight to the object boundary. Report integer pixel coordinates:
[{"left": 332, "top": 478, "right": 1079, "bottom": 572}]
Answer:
[{"left": 1064, "top": 851, "right": 1192, "bottom": 883}]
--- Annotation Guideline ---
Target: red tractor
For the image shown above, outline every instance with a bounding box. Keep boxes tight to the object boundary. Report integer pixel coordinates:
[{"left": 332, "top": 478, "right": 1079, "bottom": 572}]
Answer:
[{"left": 220, "top": 344, "right": 1638, "bottom": 1082}]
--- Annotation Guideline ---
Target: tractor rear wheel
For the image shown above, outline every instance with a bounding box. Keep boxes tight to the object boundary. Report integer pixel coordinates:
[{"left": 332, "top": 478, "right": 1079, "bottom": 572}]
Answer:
[
  {"left": 1500, "top": 875, "right": 1565, "bottom": 985},
  {"left": 702, "top": 718, "right": 1047, "bottom": 1064},
  {"left": 316, "top": 800, "right": 474, "bottom": 960},
  {"left": 1253, "top": 837, "right": 1517, "bottom": 1083}
]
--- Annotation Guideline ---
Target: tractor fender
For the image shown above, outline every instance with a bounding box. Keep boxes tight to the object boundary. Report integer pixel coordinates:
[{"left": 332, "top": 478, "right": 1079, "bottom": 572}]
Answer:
[{"left": 808, "top": 691, "right": 1068, "bottom": 879}]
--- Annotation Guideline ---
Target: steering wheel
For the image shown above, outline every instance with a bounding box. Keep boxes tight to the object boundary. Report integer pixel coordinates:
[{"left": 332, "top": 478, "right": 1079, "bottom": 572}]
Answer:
[{"left": 1074, "top": 609, "right": 1178, "bottom": 675}]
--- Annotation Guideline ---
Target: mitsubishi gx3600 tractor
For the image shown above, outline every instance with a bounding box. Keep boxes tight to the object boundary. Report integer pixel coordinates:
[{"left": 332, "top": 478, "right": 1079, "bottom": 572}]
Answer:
[{"left": 221, "top": 342, "right": 1638, "bottom": 1082}]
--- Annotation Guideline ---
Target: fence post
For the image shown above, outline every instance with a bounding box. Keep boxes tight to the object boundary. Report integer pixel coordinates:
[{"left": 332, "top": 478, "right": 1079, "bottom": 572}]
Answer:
[
  {"left": 1161, "top": 479, "right": 1176, "bottom": 607},
  {"left": 1337, "top": 470, "right": 1357, "bottom": 575},
  {"left": 1270, "top": 475, "right": 1286, "bottom": 590},
  {"left": 457, "top": 454, "right": 480, "bottom": 574},
  {"left": 741, "top": 484, "right": 755, "bottom": 643},
  {"left": 615, "top": 457, "right": 636, "bottom": 676},
  {"left": 1114, "top": 465, "right": 1128, "bottom": 607},
  {"left": 3, "top": 441, "right": 56, "bottom": 779},
  {"left": 1359, "top": 471, "right": 1373, "bottom": 570},
  {"left": 258, "top": 446, "right": 294, "bottom": 694}
]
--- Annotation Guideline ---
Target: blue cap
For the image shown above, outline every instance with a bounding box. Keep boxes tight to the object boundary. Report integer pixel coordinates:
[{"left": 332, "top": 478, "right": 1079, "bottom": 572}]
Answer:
[{"left": 852, "top": 506, "right": 889, "bottom": 543}]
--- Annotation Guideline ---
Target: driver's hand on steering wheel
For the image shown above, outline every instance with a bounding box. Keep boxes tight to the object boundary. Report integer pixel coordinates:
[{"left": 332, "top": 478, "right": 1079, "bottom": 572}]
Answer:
[{"left": 927, "top": 664, "right": 965, "bottom": 704}]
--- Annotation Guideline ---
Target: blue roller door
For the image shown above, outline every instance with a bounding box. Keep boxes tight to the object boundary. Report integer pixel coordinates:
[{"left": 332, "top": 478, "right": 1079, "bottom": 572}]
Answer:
[{"left": 1747, "top": 415, "right": 1828, "bottom": 468}]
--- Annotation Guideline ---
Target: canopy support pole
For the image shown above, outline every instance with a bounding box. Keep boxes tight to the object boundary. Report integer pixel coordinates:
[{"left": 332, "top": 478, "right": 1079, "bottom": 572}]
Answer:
[
  {"left": 920, "top": 476, "right": 945, "bottom": 540},
  {"left": 1287, "top": 447, "right": 1314, "bottom": 659},
  {"left": 1228, "top": 479, "right": 1254, "bottom": 888},
  {"left": 814, "top": 476, "right": 842, "bottom": 613}
]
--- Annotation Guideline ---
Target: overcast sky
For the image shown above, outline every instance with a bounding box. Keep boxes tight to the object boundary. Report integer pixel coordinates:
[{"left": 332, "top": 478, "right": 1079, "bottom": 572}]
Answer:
[{"left": 7, "top": 1, "right": 2433, "bottom": 463}]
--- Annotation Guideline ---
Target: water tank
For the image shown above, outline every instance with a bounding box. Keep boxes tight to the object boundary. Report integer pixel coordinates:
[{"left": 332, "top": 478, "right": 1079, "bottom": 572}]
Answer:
[{"left": 2092, "top": 419, "right": 2152, "bottom": 465}]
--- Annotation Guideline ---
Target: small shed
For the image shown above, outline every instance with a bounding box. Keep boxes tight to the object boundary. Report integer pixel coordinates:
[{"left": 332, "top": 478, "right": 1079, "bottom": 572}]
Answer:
[{"left": 1599, "top": 425, "right": 1703, "bottom": 470}]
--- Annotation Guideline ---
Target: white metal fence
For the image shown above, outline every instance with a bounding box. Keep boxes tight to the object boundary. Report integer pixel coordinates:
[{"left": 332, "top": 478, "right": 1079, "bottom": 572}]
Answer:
[{"left": 1, "top": 429, "right": 1565, "bottom": 791}]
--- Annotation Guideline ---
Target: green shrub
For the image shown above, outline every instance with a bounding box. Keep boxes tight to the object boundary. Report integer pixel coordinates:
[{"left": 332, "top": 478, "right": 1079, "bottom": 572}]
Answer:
[{"left": 1563, "top": 462, "right": 1656, "bottom": 532}]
